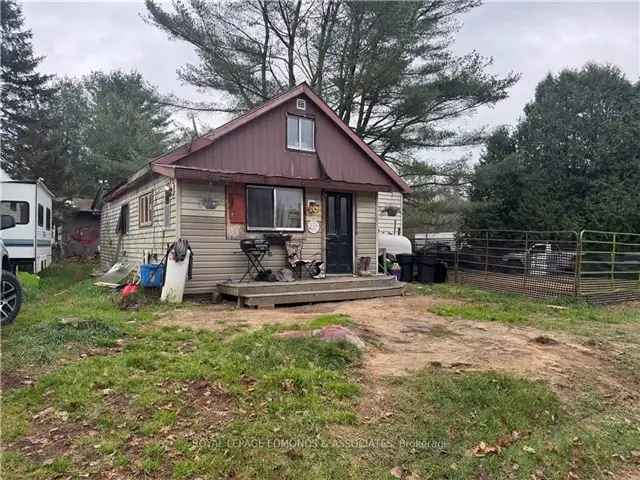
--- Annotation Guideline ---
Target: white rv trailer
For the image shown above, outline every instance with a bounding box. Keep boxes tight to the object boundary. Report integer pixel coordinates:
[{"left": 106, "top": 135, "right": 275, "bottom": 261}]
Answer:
[{"left": 0, "top": 179, "right": 55, "bottom": 273}]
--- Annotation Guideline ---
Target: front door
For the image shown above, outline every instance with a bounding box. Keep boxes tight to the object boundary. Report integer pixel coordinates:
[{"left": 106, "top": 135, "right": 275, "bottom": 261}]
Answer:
[{"left": 325, "top": 192, "right": 353, "bottom": 274}]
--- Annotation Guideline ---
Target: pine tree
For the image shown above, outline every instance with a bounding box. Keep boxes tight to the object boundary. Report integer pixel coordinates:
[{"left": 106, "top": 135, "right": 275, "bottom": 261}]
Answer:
[{"left": 0, "top": 0, "right": 55, "bottom": 179}]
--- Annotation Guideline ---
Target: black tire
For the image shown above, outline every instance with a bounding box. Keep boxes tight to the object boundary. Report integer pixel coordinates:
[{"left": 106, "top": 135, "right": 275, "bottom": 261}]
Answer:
[{"left": 1, "top": 270, "right": 22, "bottom": 326}]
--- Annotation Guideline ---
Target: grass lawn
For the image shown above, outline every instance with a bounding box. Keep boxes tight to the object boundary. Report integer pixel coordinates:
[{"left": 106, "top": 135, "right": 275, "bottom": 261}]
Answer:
[{"left": 1, "top": 263, "right": 639, "bottom": 479}]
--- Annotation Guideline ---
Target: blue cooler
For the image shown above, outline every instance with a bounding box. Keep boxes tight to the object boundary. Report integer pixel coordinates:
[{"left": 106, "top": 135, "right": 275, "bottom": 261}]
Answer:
[{"left": 139, "top": 263, "right": 165, "bottom": 288}]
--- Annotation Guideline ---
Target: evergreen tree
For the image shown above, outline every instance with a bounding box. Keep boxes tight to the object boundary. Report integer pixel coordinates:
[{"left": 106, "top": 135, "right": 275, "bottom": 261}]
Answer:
[
  {"left": 82, "top": 71, "right": 173, "bottom": 191},
  {"left": 0, "top": 0, "right": 55, "bottom": 178},
  {"left": 466, "top": 64, "right": 640, "bottom": 232}
]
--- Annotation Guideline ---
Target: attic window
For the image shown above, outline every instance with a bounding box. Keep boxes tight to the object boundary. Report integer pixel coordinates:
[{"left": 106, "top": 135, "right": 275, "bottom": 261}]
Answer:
[
  {"left": 296, "top": 98, "right": 306, "bottom": 110},
  {"left": 287, "top": 115, "right": 314, "bottom": 152}
]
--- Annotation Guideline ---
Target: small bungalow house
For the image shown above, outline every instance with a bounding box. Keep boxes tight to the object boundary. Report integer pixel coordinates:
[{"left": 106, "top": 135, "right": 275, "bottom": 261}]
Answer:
[{"left": 100, "top": 83, "right": 410, "bottom": 297}]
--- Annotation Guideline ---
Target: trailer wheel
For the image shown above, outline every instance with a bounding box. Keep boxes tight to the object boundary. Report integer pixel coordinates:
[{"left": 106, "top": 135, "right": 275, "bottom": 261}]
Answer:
[{"left": 1, "top": 271, "right": 22, "bottom": 326}]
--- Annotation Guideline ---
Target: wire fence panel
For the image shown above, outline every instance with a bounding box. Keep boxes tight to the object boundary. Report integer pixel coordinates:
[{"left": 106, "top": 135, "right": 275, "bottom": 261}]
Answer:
[
  {"left": 578, "top": 230, "right": 640, "bottom": 303},
  {"left": 413, "top": 228, "right": 639, "bottom": 303},
  {"left": 451, "top": 230, "right": 579, "bottom": 299}
]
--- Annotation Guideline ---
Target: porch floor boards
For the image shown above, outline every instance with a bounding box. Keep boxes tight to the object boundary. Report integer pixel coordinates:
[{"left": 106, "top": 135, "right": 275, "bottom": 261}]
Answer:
[{"left": 216, "top": 275, "right": 405, "bottom": 308}]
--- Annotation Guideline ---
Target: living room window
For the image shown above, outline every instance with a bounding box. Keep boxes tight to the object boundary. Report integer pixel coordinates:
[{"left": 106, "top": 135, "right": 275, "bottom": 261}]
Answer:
[
  {"left": 246, "top": 186, "right": 303, "bottom": 231},
  {"left": 287, "top": 115, "right": 315, "bottom": 152}
]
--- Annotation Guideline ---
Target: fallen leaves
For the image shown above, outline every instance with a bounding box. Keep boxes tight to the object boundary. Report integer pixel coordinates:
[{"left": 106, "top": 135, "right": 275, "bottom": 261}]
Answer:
[
  {"left": 390, "top": 466, "right": 420, "bottom": 479},
  {"left": 471, "top": 431, "right": 526, "bottom": 457}
]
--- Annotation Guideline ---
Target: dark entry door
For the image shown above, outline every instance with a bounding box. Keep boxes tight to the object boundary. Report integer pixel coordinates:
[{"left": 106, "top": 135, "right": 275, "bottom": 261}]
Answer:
[{"left": 325, "top": 192, "right": 353, "bottom": 274}]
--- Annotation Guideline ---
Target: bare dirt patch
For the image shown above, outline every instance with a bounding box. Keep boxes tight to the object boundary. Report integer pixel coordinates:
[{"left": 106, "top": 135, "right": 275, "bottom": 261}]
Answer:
[{"left": 158, "top": 295, "right": 639, "bottom": 403}]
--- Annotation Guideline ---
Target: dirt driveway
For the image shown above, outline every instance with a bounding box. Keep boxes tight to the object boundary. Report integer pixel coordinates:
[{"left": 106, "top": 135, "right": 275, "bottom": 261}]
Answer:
[{"left": 158, "top": 294, "right": 638, "bottom": 404}]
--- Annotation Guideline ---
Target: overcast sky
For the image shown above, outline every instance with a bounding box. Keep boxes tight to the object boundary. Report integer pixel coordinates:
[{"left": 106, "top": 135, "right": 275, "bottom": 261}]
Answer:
[{"left": 21, "top": 0, "right": 640, "bottom": 160}]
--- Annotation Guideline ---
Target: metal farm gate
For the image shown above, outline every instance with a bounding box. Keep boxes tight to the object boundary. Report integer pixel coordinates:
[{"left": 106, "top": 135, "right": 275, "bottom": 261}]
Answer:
[{"left": 420, "top": 229, "right": 640, "bottom": 303}]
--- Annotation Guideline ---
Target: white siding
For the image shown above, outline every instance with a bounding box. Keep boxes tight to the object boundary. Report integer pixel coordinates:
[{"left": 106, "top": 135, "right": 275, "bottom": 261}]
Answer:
[
  {"left": 99, "top": 175, "right": 177, "bottom": 270},
  {"left": 355, "top": 191, "right": 378, "bottom": 272},
  {"left": 377, "top": 191, "right": 403, "bottom": 235}
]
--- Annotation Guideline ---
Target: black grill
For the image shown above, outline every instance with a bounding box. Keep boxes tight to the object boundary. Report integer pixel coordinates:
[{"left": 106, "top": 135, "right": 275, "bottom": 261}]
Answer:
[{"left": 240, "top": 239, "right": 271, "bottom": 254}]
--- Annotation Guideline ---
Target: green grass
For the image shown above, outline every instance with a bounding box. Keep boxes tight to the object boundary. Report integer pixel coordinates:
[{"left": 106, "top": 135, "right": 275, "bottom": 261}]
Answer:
[
  {"left": 413, "top": 283, "right": 640, "bottom": 336},
  {"left": 2, "top": 263, "right": 640, "bottom": 479},
  {"left": 346, "top": 370, "right": 640, "bottom": 479}
]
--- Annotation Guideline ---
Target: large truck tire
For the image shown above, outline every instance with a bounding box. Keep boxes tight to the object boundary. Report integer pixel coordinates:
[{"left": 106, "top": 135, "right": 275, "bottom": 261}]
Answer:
[{"left": 1, "top": 270, "right": 22, "bottom": 326}]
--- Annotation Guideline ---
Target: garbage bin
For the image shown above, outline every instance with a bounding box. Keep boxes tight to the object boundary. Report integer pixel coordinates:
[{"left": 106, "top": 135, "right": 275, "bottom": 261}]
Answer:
[
  {"left": 396, "top": 254, "right": 414, "bottom": 282},
  {"left": 434, "top": 261, "right": 448, "bottom": 283},
  {"left": 415, "top": 255, "right": 437, "bottom": 283}
]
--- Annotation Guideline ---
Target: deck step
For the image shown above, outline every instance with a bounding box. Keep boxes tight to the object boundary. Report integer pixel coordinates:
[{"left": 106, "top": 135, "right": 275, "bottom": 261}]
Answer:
[
  {"left": 242, "top": 285, "right": 405, "bottom": 307},
  {"left": 218, "top": 276, "right": 398, "bottom": 296}
]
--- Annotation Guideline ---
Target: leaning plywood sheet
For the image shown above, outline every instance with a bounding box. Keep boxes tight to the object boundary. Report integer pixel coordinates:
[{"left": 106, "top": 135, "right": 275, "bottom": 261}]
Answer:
[{"left": 94, "top": 262, "right": 135, "bottom": 288}]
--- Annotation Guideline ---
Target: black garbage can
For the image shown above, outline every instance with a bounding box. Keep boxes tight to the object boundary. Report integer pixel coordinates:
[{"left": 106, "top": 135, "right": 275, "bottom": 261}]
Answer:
[
  {"left": 434, "top": 261, "right": 448, "bottom": 283},
  {"left": 415, "top": 255, "right": 437, "bottom": 283},
  {"left": 396, "top": 254, "right": 414, "bottom": 282}
]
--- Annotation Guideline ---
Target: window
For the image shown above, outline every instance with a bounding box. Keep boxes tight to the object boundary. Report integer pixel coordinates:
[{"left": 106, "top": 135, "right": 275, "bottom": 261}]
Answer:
[
  {"left": 164, "top": 190, "right": 171, "bottom": 228},
  {"left": 37, "top": 204, "right": 44, "bottom": 227},
  {"left": 139, "top": 192, "right": 153, "bottom": 227},
  {"left": 46, "top": 208, "right": 51, "bottom": 231},
  {"left": 246, "top": 186, "right": 303, "bottom": 231},
  {"left": 0, "top": 201, "right": 29, "bottom": 224},
  {"left": 287, "top": 115, "right": 314, "bottom": 151},
  {"left": 116, "top": 204, "right": 129, "bottom": 234}
]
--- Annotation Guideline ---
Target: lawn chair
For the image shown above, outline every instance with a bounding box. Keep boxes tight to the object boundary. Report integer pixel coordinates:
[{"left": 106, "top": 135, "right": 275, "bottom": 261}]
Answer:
[{"left": 285, "top": 240, "right": 324, "bottom": 279}]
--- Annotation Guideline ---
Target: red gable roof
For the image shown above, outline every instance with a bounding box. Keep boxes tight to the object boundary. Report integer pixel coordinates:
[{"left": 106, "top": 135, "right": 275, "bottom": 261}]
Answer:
[{"left": 151, "top": 83, "right": 410, "bottom": 193}]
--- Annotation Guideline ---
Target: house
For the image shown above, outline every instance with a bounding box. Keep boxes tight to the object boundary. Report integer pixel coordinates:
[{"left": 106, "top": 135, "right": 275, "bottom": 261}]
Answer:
[
  {"left": 59, "top": 197, "right": 102, "bottom": 258},
  {"left": 100, "top": 83, "right": 411, "bottom": 296}
]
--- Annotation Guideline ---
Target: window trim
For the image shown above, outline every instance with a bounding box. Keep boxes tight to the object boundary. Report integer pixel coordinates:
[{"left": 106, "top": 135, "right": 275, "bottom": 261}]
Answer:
[
  {"left": 286, "top": 114, "right": 315, "bottom": 152},
  {"left": 245, "top": 185, "right": 305, "bottom": 232},
  {"left": 163, "top": 190, "right": 171, "bottom": 229},
  {"left": 117, "top": 203, "right": 130, "bottom": 235},
  {"left": 46, "top": 207, "right": 51, "bottom": 231},
  {"left": 0, "top": 201, "right": 30, "bottom": 225},
  {"left": 138, "top": 192, "right": 154, "bottom": 227},
  {"left": 37, "top": 204, "right": 44, "bottom": 227}
]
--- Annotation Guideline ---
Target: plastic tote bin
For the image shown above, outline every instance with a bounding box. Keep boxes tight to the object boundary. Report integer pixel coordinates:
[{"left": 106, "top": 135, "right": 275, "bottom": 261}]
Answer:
[
  {"left": 415, "top": 255, "right": 437, "bottom": 283},
  {"left": 395, "top": 254, "right": 414, "bottom": 282},
  {"left": 139, "top": 263, "right": 165, "bottom": 288}
]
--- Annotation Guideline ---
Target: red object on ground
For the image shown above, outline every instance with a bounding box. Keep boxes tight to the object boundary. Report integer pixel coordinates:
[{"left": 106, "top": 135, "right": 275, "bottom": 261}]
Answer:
[{"left": 122, "top": 283, "right": 139, "bottom": 298}]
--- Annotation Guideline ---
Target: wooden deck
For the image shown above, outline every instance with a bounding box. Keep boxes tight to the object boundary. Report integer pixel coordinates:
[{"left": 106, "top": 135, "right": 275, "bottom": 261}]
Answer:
[{"left": 216, "top": 275, "right": 405, "bottom": 308}]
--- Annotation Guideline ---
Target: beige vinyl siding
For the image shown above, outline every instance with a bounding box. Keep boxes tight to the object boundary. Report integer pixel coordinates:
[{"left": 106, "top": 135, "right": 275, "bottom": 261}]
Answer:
[
  {"left": 355, "top": 191, "right": 378, "bottom": 272},
  {"left": 100, "top": 175, "right": 177, "bottom": 270},
  {"left": 377, "top": 191, "right": 403, "bottom": 235},
  {"left": 181, "top": 182, "right": 322, "bottom": 294}
]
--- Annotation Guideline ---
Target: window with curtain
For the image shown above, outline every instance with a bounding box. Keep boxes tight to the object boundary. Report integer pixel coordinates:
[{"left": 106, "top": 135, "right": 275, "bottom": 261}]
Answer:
[
  {"left": 246, "top": 186, "right": 303, "bottom": 231},
  {"left": 0, "top": 201, "right": 29, "bottom": 224},
  {"left": 286, "top": 115, "right": 315, "bottom": 151},
  {"left": 138, "top": 192, "right": 153, "bottom": 227}
]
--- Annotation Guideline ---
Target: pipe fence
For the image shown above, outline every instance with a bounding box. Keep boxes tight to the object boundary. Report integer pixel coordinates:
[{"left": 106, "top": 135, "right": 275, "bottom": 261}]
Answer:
[{"left": 415, "top": 229, "right": 640, "bottom": 303}]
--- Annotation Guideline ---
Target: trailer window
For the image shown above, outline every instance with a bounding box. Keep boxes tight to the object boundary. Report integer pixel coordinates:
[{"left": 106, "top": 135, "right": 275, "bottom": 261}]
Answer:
[
  {"left": 0, "top": 201, "right": 29, "bottom": 224},
  {"left": 37, "top": 204, "right": 44, "bottom": 227},
  {"left": 46, "top": 207, "right": 51, "bottom": 231}
]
